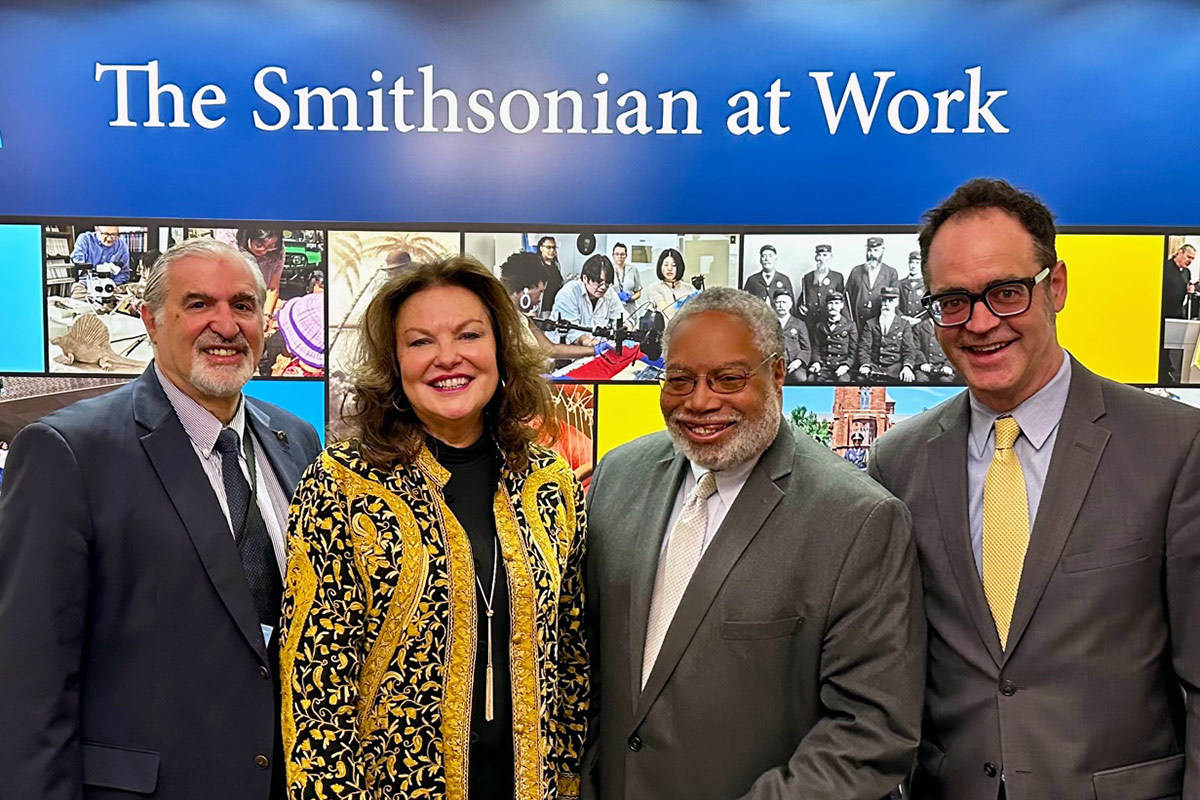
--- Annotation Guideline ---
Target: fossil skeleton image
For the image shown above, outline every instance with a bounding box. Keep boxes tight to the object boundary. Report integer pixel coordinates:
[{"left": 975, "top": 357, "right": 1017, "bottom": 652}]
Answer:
[{"left": 50, "top": 314, "right": 147, "bottom": 372}]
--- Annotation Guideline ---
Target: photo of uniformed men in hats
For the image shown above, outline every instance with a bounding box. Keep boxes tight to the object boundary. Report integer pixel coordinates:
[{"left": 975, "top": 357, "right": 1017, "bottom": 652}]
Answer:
[
  {"left": 809, "top": 289, "right": 858, "bottom": 382},
  {"left": 799, "top": 243, "right": 846, "bottom": 345},
  {"left": 858, "top": 285, "right": 917, "bottom": 383},
  {"left": 743, "top": 243, "right": 795, "bottom": 304}
]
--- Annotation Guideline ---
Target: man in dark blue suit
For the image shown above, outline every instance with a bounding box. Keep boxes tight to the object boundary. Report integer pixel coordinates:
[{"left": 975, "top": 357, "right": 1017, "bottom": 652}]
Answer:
[{"left": 0, "top": 238, "right": 322, "bottom": 799}]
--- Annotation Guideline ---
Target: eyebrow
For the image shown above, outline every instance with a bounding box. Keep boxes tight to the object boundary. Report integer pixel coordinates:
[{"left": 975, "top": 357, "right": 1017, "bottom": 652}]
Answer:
[
  {"left": 932, "top": 274, "right": 1028, "bottom": 294},
  {"left": 180, "top": 291, "right": 259, "bottom": 307},
  {"left": 401, "top": 318, "right": 488, "bottom": 337},
  {"left": 665, "top": 359, "right": 753, "bottom": 372}
]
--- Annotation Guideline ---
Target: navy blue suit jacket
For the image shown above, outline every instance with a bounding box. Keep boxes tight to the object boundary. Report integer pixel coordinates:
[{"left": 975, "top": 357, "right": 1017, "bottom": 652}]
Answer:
[{"left": 0, "top": 366, "right": 321, "bottom": 799}]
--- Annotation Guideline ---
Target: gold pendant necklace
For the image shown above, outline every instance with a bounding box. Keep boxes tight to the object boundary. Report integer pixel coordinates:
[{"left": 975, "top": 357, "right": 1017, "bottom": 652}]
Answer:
[{"left": 474, "top": 537, "right": 499, "bottom": 721}]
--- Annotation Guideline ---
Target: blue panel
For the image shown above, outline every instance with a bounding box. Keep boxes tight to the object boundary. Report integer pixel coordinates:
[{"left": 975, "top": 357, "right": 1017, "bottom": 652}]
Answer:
[
  {"left": 0, "top": 225, "right": 45, "bottom": 372},
  {"left": 0, "top": 1, "right": 1197, "bottom": 225},
  {"left": 244, "top": 379, "right": 326, "bottom": 446}
]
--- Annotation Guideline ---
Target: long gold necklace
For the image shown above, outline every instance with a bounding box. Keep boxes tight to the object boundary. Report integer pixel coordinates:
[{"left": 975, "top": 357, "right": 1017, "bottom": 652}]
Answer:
[{"left": 474, "top": 538, "right": 499, "bottom": 721}]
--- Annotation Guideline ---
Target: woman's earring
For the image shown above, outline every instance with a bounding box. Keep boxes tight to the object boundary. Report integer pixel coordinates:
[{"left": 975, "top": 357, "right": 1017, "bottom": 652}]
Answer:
[
  {"left": 519, "top": 289, "right": 533, "bottom": 313},
  {"left": 391, "top": 396, "right": 410, "bottom": 413}
]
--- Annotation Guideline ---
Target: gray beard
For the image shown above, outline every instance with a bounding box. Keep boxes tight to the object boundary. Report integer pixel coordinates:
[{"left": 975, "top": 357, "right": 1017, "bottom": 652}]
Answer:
[
  {"left": 666, "top": 390, "right": 782, "bottom": 471},
  {"left": 189, "top": 360, "right": 253, "bottom": 398}
]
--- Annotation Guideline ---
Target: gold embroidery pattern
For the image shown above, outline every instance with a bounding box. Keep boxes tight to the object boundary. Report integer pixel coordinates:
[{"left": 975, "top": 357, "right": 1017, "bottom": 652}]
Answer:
[
  {"left": 497, "top": 476, "right": 544, "bottom": 799},
  {"left": 426, "top": 462, "right": 476, "bottom": 800},
  {"left": 281, "top": 441, "right": 589, "bottom": 800}
]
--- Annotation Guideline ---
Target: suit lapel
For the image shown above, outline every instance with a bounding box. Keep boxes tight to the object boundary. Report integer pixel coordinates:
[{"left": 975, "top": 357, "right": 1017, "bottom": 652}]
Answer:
[
  {"left": 627, "top": 449, "right": 688, "bottom": 712},
  {"left": 632, "top": 423, "right": 790, "bottom": 729},
  {"left": 245, "top": 401, "right": 301, "bottom": 493},
  {"left": 1004, "top": 361, "right": 1108, "bottom": 659},
  {"left": 133, "top": 369, "right": 269, "bottom": 665},
  {"left": 928, "top": 393, "right": 1004, "bottom": 667}
]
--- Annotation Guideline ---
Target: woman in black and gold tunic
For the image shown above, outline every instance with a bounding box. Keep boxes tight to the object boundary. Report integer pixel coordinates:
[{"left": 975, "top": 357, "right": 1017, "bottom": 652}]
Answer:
[{"left": 280, "top": 255, "right": 589, "bottom": 800}]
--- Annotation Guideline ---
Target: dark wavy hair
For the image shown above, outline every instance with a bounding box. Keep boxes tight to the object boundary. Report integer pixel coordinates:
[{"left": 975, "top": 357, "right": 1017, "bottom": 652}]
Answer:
[
  {"left": 346, "top": 254, "right": 556, "bottom": 471},
  {"left": 918, "top": 178, "right": 1057, "bottom": 284}
]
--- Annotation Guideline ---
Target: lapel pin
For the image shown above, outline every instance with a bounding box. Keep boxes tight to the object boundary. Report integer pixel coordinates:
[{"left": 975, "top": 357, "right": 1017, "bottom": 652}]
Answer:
[{"left": 273, "top": 430, "right": 288, "bottom": 444}]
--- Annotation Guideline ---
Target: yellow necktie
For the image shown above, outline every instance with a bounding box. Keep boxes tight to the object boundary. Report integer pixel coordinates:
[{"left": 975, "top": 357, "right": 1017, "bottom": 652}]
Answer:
[{"left": 982, "top": 416, "right": 1029, "bottom": 649}]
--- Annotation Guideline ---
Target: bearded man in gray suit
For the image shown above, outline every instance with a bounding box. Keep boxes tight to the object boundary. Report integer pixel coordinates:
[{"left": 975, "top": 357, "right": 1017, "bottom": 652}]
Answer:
[
  {"left": 584, "top": 286, "right": 924, "bottom": 800},
  {"left": 869, "top": 178, "right": 1200, "bottom": 799}
]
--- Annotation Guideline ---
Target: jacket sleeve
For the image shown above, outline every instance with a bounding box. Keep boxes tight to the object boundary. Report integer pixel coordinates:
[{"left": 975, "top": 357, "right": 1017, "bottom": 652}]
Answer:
[
  {"left": 551, "top": 471, "right": 591, "bottom": 799},
  {"left": 0, "top": 422, "right": 92, "bottom": 800},
  {"left": 1166, "top": 428, "right": 1200, "bottom": 796},
  {"left": 280, "top": 454, "right": 368, "bottom": 800},
  {"left": 858, "top": 322, "right": 877, "bottom": 369},
  {"left": 736, "top": 496, "right": 925, "bottom": 800}
]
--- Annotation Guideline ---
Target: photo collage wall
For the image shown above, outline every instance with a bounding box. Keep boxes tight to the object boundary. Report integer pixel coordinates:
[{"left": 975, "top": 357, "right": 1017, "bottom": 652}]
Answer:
[{"left": 0, "top": 219, "right": 1189, "bottom": 490}]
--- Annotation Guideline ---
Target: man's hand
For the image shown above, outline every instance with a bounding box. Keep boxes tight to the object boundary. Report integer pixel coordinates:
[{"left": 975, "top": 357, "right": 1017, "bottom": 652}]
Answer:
[{"left": 900, "top": 366, "right": 915, "bottom": 383}]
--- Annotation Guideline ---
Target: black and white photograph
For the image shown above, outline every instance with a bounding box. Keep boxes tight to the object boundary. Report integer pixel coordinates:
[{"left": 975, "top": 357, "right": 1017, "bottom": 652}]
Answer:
[{"left": 742, "top": 233, "right": 958, "bottom": 386}]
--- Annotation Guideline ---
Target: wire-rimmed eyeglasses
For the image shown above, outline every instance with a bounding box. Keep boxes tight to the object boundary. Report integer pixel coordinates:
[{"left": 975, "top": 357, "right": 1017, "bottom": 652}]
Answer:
[{"left": 660, "top": 353, "right": 779, "bottom": 396}]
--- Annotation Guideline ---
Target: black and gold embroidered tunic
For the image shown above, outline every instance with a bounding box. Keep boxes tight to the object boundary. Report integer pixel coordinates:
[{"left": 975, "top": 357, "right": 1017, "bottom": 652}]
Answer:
[{"left": 280, "top": 440, "right": 589, "bottom": 800}]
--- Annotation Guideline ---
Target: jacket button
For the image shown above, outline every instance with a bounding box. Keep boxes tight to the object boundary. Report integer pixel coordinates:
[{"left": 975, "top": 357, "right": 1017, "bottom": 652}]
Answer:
[
  {"left": 259, "top": 665, "right": 270, "bottom": 680},
  {"left": 983, "top": 762, "right": 997, "bottom": 778},
  {"left": 628, "top": 736, "right": 642, "bottom": 752},
  {"left": 1000, "top": 680, "right": 1016, "bottom": 696},
  {"left": 255, "top": 755, "right": 270, "bottom": 769}
]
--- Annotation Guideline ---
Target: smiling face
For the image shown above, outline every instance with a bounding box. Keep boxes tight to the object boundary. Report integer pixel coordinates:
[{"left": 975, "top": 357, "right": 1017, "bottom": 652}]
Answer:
[
  {"left": 141, "top": 253, "right": 264, "bottom": 420},
  {"left": 927, "top": 207, "right": 1067, "bottom": 412},
  {"left": 661, "top": 310, "right": 783, "bottom": 471},
  {"left": 395, "top": 284, "right": 499, "bottom": 447}
]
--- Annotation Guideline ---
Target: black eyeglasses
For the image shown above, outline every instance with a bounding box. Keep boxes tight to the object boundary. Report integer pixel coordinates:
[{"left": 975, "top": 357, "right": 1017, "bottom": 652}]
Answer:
[
  {"left": 922, "top": 266, "right": 1052, "bottom": 328},
  {"left": 661, "top": 353, "right": 778, "bottom": 396}
]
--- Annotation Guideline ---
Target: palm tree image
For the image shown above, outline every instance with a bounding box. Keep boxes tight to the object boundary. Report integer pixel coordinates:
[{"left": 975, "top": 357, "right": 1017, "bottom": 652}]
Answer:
[{"left": 327, "top": 230, "right": 458, "bottom": 372}]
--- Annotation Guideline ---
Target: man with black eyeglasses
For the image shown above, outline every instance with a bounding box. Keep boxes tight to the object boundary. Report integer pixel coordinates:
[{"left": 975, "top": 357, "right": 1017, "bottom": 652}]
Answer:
[
  {"left": 869, "top": 178, "right": 1200, "bottom": 800},
  {"left": 584, "top": 286, "right": 923, "bottom": 800}
]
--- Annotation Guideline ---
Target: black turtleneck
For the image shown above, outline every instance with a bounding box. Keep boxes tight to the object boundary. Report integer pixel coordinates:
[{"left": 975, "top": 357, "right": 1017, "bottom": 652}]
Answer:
[{"left": 429, "top": 436, "right": 513, "bottom": 800}]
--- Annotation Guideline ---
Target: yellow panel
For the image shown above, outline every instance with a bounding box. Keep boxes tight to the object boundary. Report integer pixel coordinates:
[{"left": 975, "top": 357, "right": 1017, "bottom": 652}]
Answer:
[
  {"left": 596, "top": 384, "right": 665, "bottom": 460},
  {"left": 1056, "top": 234, "right": 1162, "bottom": 383}
]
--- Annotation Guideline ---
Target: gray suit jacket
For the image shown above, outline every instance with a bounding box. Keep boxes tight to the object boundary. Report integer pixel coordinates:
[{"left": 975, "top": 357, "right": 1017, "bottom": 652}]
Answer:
[
  {"left": 869, "top": 358, "right": 1200, "bottom": 800},
  {"left": 584, "top": 419, "right": 924, "bottom": 800}
]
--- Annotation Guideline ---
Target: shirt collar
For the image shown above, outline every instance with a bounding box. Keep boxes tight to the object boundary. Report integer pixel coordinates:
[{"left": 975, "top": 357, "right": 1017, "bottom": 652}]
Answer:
[
  {"left": 968, "top": 349, "right": 1071, "bottom": 456},
  {"left": 687, "top": 452, "right": 759, "bottom": 507},
  {"left": 154, "top": 362, "right": 246, "bottom": 457}
]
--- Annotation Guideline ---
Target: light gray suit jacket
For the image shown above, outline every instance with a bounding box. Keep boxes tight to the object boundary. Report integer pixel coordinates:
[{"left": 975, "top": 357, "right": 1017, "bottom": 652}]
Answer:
[
  {"left": 584, "top": 419, "right": 924, "bottom": 800},
  {"left": 869, "top": 358, "right": 1200, "bottom": 800}
]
